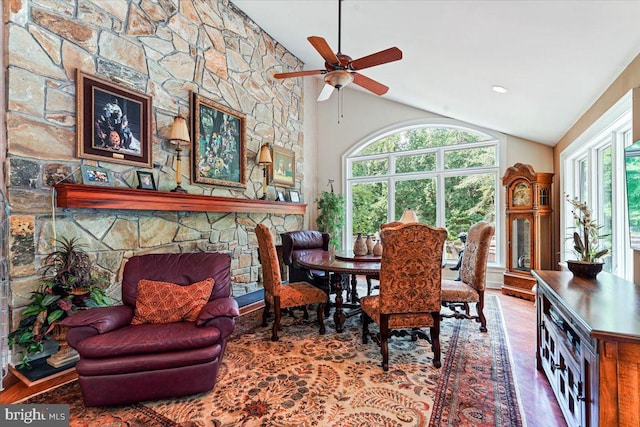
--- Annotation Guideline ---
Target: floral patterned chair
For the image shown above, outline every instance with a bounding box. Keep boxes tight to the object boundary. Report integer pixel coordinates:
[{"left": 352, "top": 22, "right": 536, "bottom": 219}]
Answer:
[
  {"left": 441, "top": 221, "right": 495, "bottom": 332},
  {"left": 255, "top": 224, "right": 327, "bottom": 341},
  {"left": 361, "top": 222, "right": 448, "bottom": 371}
]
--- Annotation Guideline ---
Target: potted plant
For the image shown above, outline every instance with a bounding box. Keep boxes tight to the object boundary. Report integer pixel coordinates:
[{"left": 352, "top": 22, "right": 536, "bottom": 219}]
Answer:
[
  {"left": 8, "top": 237, "right": 111, "bottom": 368},
  {"left": 315, "top": 180, "right": 346, "bottom": 251},
  {"left": 565, "top": 195, "right": 610, "bottom": 278}
]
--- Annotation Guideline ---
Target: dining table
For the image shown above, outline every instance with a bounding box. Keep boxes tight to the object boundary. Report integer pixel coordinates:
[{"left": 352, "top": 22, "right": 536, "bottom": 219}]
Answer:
[{"left": 293, "top": 249, "right": 381, "bottom": 332}]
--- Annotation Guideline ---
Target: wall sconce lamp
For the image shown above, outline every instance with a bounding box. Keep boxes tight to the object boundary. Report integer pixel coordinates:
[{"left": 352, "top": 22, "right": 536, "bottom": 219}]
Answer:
[
  {"left": 257, "top": 143, "right": 273, "bottom": 200},
  {"left": 169, "top": 116, "right": 190, "bottom": 193},
  {"left": 400, "top": 208, "right": 419, "bottom": 223}
]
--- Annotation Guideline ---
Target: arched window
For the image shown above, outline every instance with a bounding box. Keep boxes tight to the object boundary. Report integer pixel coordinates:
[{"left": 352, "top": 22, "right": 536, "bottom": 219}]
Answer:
[{"left": 344, "top": 119, "right": 502, "bottom": 264}]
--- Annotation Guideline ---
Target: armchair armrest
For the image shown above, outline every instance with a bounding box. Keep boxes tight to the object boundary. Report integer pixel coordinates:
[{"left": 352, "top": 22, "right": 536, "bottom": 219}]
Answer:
[
  {"left": 196, "top": 297, "right": 239, "bottom": 327},
  {"left": 61, "top": 305, "right": 134, "bottom": 334}
]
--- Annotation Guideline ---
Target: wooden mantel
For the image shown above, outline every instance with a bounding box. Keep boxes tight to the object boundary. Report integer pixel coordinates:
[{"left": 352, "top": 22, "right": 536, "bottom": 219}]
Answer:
[{"left": 54, "top": 184, "right": 307, "bottom": 215}]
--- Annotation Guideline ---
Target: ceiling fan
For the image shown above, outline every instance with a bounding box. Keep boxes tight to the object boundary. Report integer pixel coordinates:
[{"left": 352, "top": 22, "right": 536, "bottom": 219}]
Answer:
[{"left": 273, "top": 0, "right": 403, "bottom": 101}]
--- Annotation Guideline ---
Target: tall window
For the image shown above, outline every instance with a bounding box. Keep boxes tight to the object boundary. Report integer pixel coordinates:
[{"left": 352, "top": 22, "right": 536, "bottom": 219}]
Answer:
[
  {"left": 345, "top": 121, "right": 502, "bottom": 264},
  {"left": 561, "top": 95, "right": 632, "bottom": 279}
]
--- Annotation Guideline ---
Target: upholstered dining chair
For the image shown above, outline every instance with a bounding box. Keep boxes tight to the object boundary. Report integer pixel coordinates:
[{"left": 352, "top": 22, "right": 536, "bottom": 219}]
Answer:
[
  {"left": 255, "top": 224, "right": 327, "bottom": 341},
  {"left": 441, "top": 221, "right": 495, "bottom": 332},
  {"left": 364, "top": 221, "right": 406, "bottom": 295},
  {"left": 361, "top": 222, "right": 448, "bottom": 371}
]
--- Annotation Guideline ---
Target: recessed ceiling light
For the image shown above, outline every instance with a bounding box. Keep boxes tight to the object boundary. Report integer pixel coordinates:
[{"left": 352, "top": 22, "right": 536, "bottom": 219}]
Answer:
[{"left": 492, "top": 85, "right": 508, "bottom": 94}]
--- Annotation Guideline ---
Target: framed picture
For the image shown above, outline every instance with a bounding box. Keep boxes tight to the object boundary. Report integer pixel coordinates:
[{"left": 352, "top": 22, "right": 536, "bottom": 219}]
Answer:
[
  {"left": 191, "top": 92, "right": 246, "bottom": 188},
  {"left": 76, "top": 70, "right": 152, "bottom": 167},
  {"left": 276, "top": 189, "right": 286, "bottom": 202},
  {"left": 270, "top": 146, "right": 295, "bottom": 187},
  {"left": 136, "top": 171, "right": 156, "bottom": 190},
  {"left": 288, "top": 189, "right": 301, "bottom": 203},
  {"left": 81, "top": 164, "right": 113, "bottom": 186}
]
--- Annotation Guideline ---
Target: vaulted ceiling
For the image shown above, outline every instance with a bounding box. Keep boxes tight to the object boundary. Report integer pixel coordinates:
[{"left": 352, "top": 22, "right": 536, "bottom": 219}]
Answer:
[{"left": 231, "top": 0, "right": 640, "bottom": 146}]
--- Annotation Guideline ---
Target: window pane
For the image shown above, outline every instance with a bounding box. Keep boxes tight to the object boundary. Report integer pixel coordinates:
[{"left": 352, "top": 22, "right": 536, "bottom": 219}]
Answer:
[
  {"left": 578, "top": 158, "right": 588, "bottom": 201},
  {"left": 351, "top": 158, "right": 388, "bottom": 177},
  {"left": 396, "top": 153, "right": 436, "bottom": 173},
  {"left": 351, "top": 181, "right": 388, "bottom": 235},
  {"left": 394, "top": 178, "right": 436, "bottom": 225},
  {"left": 599, "top": 145, "right": 613, "bottom": 272},
  {"left": 444, "top": 173, "right": 496, "bottom": 261},
  {"left": 445, "top": 146, "right": 496, "bottom": 169},
  {"left": 359, "top": 127, "right": 492, "bottom": 155}
]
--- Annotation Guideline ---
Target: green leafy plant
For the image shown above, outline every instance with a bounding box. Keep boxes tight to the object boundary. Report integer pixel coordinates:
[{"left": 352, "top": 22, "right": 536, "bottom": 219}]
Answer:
[
  {"left": 8, "top": 237, "right": 111, "bottom": 368},
  {"left": 316, "top": 183, "right": 346, "bottom": 250},
  {"left": 566, "top": 195, "right": 610, "bottom": 262}
]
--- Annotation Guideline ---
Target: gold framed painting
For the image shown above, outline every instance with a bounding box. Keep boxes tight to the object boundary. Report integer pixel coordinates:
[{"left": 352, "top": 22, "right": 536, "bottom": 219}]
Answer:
[
  {"left": 190, "top": 92, "right": 246, "bottom": 188},
  {"left": 76, "top": 70, "right": 152, "bottom": 167},
  {"left": 270, "top": 146, "right": 295, "bottom": 187}
]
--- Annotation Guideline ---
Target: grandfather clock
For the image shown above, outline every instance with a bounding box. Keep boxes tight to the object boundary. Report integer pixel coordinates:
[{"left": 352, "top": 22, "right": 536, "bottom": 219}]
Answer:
[{"left": 502, "top": 163, "right": 553, "bottom": 300}]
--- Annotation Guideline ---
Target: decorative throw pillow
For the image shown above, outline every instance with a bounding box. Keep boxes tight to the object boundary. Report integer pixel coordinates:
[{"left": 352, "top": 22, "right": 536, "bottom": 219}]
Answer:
[{"left": 131, "top": 278, "right": 215, "bottom": 325}]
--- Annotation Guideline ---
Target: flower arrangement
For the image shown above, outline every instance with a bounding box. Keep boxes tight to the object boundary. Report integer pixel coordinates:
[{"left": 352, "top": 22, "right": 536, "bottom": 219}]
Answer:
[{"left": 566, "top": 195, "right": 609, "bottom": 263}]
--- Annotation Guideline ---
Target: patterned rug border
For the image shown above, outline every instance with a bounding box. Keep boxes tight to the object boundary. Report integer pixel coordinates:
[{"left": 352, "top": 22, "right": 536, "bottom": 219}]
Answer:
[{"left": 428, "top": 295, "right": 525, "bottom": 426}]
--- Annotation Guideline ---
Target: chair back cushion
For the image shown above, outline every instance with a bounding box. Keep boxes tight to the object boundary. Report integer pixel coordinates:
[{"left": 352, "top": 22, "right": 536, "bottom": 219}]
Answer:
[
  {"left": 460, "top": 221, "right": 495, "bottom": 292},
  {"left": 255, "top": 224, "right": 282, "bottom": 297},
  {"left": 121, "top": 252, "right": 231, "bottom": 308},
  {"left": 281, "top": 230, "right": 330, "bottom": 265},
  {"left": 379, "top": 223, "right": 448, "bottom": 314}
]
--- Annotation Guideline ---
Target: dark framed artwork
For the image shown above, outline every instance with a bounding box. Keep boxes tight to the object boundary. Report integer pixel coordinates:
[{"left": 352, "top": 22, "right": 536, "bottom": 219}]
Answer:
[
  {"left": 80, "top": 164, "right": 113, "bottom": 186},
  {"left": 288, "top": 189, "right": 301, "bottom": 203},
  {"left": 76, "top": 70, "right": 152, "bottom": 167},
  {"left": 270, "top": 146, "right": 295, "bottom": 187},
  {"left": 190, "top": 92, "right": 246, "bottom": 188},
  {"left": 136, "top": 171, "right": 156, "bottom": 190}
]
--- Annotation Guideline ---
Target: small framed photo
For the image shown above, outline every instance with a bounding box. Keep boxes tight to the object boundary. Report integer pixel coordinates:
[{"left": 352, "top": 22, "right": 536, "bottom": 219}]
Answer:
[
  {"left": 81, "top": 165, "right": 113, "bottom": 186},
  {"left": 269, "top": 146, "right": 295, "bottom": 187},
  {"left": 136, "top": 171, "right": 156, "bottom": 190},
  {"left": 288, "top": 189, "right": 300, "bottom": 203},
  {"left": 76, "top": 71, "right": 152, "bottom": 167},
  {"left": 276, "top": 189, "right": 286, "bottom": 202}
]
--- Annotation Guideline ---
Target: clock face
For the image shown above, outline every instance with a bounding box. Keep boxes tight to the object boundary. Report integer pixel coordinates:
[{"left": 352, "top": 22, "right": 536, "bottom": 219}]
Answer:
[{"left": 512, "top": 182, "right": 531, "bottom": 206}]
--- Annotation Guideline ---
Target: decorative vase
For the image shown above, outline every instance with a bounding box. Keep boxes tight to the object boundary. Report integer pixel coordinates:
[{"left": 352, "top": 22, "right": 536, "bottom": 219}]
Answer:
[
  {"left": 366, "top": 235, "right": 374, "bottom": 254},
  {"left": 353, "top": 233, "right": 367, "bottom": 256},
  {"left": 373, "top": 240, "right": 383, "bottom": 256},
  {"left": 566, "top": 260, "right": 603, "bottom": 279}
]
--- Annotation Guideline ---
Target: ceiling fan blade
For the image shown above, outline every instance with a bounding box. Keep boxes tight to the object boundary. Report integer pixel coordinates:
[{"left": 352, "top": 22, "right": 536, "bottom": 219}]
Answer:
[
  {"left": 308, "top": 36, "right": 340, "bottom": 65},
  {"left": 350, "top": 47, "right": 403, "bottom": 71},
  {"left": 317, "top": 84, "right": 335, "bottom": 102},
  {"left": 274, "top": 70, "right": 325, "bottom": 79},
  {"left": 353, "top": 73, "right": 389, "bottom": 96}
]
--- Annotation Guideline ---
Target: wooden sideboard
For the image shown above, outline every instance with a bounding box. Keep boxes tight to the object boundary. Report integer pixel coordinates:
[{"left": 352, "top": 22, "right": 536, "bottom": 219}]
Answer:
[{"left": 533, "top": 270, "right": 640, "bottom": 427}]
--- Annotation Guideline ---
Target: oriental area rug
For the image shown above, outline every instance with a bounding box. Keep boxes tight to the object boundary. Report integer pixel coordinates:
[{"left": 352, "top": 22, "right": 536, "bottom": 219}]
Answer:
[{"left": 24, "top": 295, "right": 524, "bottom": 426}]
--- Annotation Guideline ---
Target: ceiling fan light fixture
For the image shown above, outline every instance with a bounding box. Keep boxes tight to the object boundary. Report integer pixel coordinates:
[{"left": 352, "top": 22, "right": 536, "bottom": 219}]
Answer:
[{"left": 324, "top": 70, "right": 354, "bottom": 89}]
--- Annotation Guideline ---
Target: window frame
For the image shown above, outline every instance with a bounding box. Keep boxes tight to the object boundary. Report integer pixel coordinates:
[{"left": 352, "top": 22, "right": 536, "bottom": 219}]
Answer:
[
  {"left": 343, "top": 118, "right": 505, "bottom": 267},
  {"left": 560, "top": 93, "right": 632, "bottom": 280}
]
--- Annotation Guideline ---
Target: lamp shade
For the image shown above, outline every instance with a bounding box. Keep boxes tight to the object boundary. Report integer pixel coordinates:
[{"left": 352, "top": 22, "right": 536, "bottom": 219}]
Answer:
[
  {"left": 258, "top": 144, "right": 273, "bottom": 165},
  {"left": 169, "top": 116, "right": 190, "bottom": 145},
  {"left": 400, "top": 208, "right": 419, "bottom": 223}
]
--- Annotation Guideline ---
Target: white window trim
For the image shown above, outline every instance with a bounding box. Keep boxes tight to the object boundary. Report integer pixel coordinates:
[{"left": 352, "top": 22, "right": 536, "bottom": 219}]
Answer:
[
  {"left": 342, "top": 117, "right": 506, "bottom": 267},
  {"left": 560, "top": 91, "right": 632, "bottom": 280}
]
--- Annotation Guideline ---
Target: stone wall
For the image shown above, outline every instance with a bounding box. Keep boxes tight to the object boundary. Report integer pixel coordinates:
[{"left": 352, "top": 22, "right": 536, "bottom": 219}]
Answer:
[{"left": 5, "top": 0, "right": 306, "bottom": 313}]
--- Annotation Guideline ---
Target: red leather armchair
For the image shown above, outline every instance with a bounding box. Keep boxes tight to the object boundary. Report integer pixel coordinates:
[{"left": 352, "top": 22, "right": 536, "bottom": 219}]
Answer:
[
  {"left": 61, "top": 253, "right": 239, "bottom": 406},
  {"left": 281, "top": 230, "right": 330, "bottom": 284}
]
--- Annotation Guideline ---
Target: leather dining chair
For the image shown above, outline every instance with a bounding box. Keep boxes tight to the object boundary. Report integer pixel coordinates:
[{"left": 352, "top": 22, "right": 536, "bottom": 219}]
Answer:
[
  {"left": 441, "top": 221, "right": 495, "bottom": 332},
  {"left": 361, "top": 222, "right": 448, "bottom": 371},
  {"left": 255, "top": 224, "right": 327, "bottom": 341}
]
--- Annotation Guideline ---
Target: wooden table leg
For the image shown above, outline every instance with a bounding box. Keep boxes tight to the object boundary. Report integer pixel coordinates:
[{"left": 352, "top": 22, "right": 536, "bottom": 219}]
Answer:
[{"left": 333, "top": 273, "right": 346, "bottom": 332}]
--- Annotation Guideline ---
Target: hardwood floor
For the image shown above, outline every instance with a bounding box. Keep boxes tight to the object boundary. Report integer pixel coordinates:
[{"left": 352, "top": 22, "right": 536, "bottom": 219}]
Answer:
[
  {"left": 491, "top": 289, "right": 567, "bottom": 427},
  {"left": 0, "top": 287, "right": 566, "bottom": 426}
]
